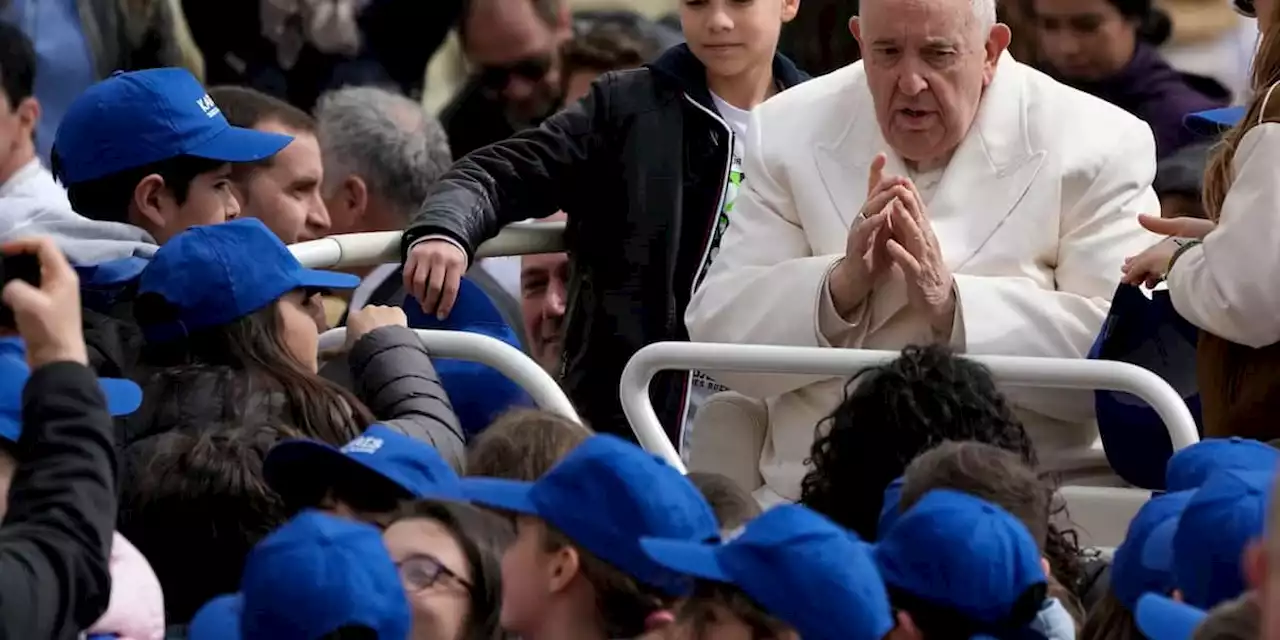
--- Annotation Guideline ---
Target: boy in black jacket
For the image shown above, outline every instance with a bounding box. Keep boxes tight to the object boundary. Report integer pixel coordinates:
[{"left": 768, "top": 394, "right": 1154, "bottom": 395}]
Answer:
[{"left": 402, "top": 0, "right": 806, "bottom": 446}]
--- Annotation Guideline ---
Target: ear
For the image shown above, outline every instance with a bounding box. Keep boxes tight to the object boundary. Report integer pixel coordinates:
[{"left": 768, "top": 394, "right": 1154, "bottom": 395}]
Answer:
[
  {"left": 547, "top": 543, "right": 581, "bottom": 594},
  {"left": 345, "top": 174, "right": 369, "bottom": 219},
  {"left": 888, "top": 610, "right": 924, "bottom": 640},
  {"left": 983, "top": 24, "right": 1012, "bottom": 85},
  {"left": 1041, "top": 556, "right": 1052, "bottom": 578},
  {"left": 1172, "top": 589, "right": 1184, "bottom": 603},
  {"left": 131, "top": 174, "right": 171, "bottom": 236},
  {"left": 849, "top": 16, "right": 863, "bottom": 46},
  {"left": 15, "top": 97, "right": 39, "bottom": 137},
  {"left": 782, "top": 0, "right": 800, "bottom": 23},
  {"left": 1245, "top": 539, "right": 1267, "bottom": 590}
]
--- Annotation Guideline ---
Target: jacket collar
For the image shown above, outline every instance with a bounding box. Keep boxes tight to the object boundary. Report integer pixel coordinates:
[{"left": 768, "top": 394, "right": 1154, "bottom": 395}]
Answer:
[{"left": 648, "top": 43, "right": 808, "bottom": 111}]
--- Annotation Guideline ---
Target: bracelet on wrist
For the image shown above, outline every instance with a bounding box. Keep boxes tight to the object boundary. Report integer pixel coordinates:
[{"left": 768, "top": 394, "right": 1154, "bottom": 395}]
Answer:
[{"left": 1167, "top": 238, "right": 1202, "bottom": 275}]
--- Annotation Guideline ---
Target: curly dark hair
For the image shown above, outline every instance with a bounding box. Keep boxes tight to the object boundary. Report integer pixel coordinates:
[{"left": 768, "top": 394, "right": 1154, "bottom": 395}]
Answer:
[{"left": 799, "top": 344, "right": 1037, "bottom": 540}]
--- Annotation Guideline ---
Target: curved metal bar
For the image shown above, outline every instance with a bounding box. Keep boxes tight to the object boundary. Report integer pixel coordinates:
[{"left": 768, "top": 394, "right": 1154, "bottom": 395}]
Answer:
[
  {"left": 291, "top": 221, "right": 567, "bottom": 269},
  {"left": 620, "top": 342, "right": 1200, "bottom": 471},
  {"left": 320, "top": 328, "right": 580, "bottom": 424}
]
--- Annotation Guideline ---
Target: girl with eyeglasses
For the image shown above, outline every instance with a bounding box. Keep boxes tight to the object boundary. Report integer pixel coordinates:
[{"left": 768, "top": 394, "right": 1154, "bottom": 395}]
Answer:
[{"left": 383, "top": 500, "right": 515, "bottom": 640}]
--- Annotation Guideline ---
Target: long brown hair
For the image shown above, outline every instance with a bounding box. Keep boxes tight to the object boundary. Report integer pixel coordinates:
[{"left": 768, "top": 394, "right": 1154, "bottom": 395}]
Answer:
[
  {"left": 136, "top": 293, "right": 373, "bottom": 445},
  {"left": 1203, "top": 5, "right": 1280, "bottom": 221}
]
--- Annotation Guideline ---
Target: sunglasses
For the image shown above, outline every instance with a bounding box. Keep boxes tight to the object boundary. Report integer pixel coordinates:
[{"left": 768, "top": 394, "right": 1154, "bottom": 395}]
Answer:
[
  {"left": 478, "top": 55, "right": 553, "bottom": 93},
  {"left": 397, "top": 553, "right": 473, "bottom": 592},
  {"left": 1235, "top": 0, "right": 1256, "bottom": 18}
]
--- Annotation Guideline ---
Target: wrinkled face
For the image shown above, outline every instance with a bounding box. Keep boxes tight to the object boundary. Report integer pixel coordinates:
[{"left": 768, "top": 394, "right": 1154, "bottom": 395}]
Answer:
[
  {"left": 464, "top": 0, "right": 567, "bottom": 127},
  {"left": 680, "top": 0, "right": 797, "bottom": 80},
  {"left": 520, "top": 251, "right": 569, "bottom": 374},
  {"left": 1032, "top": 0, "right": 1136, "bottom": 81},
  {"left": 236, "top": 121, "right": 330, "bottom": 244},
  {"left": 853, "top": 0, "right": 1007, "bottom": 169}
]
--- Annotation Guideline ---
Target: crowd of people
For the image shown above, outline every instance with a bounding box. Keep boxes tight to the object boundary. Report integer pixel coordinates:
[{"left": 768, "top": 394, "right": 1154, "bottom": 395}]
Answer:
[{"left": 0, "top": 0, "right": 1277, "bottom": 638}]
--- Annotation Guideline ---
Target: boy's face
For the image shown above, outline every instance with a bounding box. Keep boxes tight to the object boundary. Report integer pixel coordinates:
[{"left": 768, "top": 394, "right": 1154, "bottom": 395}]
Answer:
[
  {"left": 144, "top": 164, "right": 241, "bottom": 245},
  {"left": 500, "top": 516, "right": 562, "bottom": 634},
  {"left": 680, "top": 0, "right": 798, "bottom": 80}
]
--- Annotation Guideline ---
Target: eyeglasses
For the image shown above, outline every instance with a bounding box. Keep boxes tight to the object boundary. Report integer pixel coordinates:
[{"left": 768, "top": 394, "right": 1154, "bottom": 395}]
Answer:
[
  {"left": 1234, "top": 0, "right": 1256, "bottom": 18},
  {"left": 396, "top": 553, "right": 473, "bottom": 592},
  {"left": 478, "top": 55, "right": 553, "bottom": 94}
]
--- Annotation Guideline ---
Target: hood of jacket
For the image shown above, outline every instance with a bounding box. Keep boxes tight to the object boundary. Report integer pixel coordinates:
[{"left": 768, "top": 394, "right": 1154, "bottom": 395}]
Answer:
[
  {"left": 0, "top": 159, "right": 158, "bottom": 267},
  {"left": 1029, "top": 597, "right": 1078, "bottom": 640},
  {"left": 647, "top": 43, "right": 808, "bottom": 112}
]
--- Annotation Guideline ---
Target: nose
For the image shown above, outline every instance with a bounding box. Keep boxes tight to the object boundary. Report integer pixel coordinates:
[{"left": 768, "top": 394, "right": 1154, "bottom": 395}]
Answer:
[
  {"left": 896, "top": 62, "right": 928, "bottom": 96},
  {"left": 307, "top": 195, "right": 331, "bottom": 238},
  {"left": 503, "top": 76, "right": 538, "bottom": 102},
  {"left": 544, "top": 276, "right": 567, "bottom": 319},
  {"left": 225, "top": 191, "right": 242, "bottom": 220},
  {"left": 708, "top": 8, "right": 734, "bottom": 32}
]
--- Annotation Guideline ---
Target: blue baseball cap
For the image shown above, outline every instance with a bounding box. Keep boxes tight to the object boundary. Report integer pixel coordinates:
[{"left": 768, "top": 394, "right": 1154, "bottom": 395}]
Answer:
[
  {"left": 1172, "top": 469, "right": 1270, "bottom": 608},
  {"left": 188, "top": 510, "right": 410, "bottom": 640},
  {"left": 0, "top": 337, "right": 141, "bottom": 442},
  {"left": 874, "top": 489, "right": 1047, "bottom": 627},
  {"left": 264, "top": 424, "right": 464, "bottom": 507},
  {"left": 641, "top": 504, "right": 895, "bottom": 640},
  {"left": 1110, "top": 491, "right": 1194, "bottom": 609},
  {"left": 1185, "top": 106, "right": 1245, "bottom": 137},
  {"left": 54, "top": 68, "right": 292, "bottom": 185},
  {"left": 138, "top": 218, "right": 359, "bottom": 342},
  {"left": 877, "top": 476, "right": 905, "bottom": 539},
  {"left": 1134, "top": 594, "right": 1207, "bottom": 640},
  {"left": 1166, "top": 438, "right": 1278, "bottom": 492},
  {"left": 462, "top": 434, "right": 719, "bottom": 594}
]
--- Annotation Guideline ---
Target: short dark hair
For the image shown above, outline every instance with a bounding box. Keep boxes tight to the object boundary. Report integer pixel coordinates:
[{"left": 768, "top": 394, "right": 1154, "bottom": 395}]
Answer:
[
  {"left": 207, "top": 85, "right": 315, "bottom": 133},
  {"left": 118, "top": 422, "right": 297, "bottom": 624},
  {"left": 800, "top": 344, "right": 1037, "bottom": 540},
  {"left": 465, "top": 409, "right": 591, "bottom": 481},
  {"left": 559, "top": 20, "right": 662, "bottom": 90},
  {"left": 0, "top": 20, "right": 35, "bottom": 109},
  {"left": 51, "top": 149, "right": 227, "bottom": 224}
]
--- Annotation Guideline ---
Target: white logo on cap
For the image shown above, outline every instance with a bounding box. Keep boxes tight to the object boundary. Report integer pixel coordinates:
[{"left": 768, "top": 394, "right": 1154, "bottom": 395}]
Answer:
[
  {"left": 197, "top": 94, "right": 221, "bottom": 118},
  {"left": 342, "top": 436, "right": 383, "bottom": 456}
]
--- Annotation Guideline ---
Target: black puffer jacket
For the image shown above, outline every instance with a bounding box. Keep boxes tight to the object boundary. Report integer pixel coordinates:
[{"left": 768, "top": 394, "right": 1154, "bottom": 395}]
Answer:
[
  {"left": 404, "top": 45, "right": 807, "bottom": 442},
  {"left": 126, "top": 325, "right": 464, "bottom": 468}
]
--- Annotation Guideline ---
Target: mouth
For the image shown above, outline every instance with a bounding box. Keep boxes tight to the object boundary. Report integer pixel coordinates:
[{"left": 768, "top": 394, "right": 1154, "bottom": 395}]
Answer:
[
  {"left": 703, "top": 43, "right": 742, "bottom": 51},
  {"left": 896, "top": 108, "right": 936, "bottom": 128}
]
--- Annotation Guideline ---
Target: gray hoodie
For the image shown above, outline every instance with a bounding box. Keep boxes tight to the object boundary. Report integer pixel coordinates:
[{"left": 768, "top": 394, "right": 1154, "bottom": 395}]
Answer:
[{"left": 0, "top": 159, "right": 157, "bottom": 265}]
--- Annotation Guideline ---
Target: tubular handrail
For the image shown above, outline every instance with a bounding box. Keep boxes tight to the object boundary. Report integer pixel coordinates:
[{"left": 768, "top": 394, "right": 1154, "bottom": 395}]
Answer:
[
  {"left": 320, "top": 328, "right": 580, "bottom": 424},
  {"left": 291, "top": 221, "right": 567, "bottom": 269},
  {"left": 620, "top": 342, "right": 1201, "bottom": 472}
]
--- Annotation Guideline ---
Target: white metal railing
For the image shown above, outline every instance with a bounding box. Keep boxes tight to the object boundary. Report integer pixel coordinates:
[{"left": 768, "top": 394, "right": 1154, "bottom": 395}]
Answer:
[
  {"left": 291, "top": 221, "right": 566, "bottom": 269},
  {"left": 320, "top": 328, "right": 580, "bottom": 424},
  {"left": 620, "top": 342, "right": 1201, "bottom": 472}
]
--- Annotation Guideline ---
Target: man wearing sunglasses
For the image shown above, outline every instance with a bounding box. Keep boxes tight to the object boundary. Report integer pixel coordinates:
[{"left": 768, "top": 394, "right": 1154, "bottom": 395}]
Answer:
[{"left": 440, "top": 0, "right": 682, "bottom": 158}]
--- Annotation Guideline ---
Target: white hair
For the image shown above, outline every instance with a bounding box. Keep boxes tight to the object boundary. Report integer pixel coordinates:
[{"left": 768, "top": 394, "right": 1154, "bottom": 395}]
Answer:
[{"left": 971, "top": 0, "right": 997, "bottom": 32}]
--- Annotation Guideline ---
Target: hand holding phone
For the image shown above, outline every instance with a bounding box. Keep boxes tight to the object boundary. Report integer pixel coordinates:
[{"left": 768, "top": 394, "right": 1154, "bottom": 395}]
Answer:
[{"left": 0, "top": 237, "right": 86, "bottom": 368}]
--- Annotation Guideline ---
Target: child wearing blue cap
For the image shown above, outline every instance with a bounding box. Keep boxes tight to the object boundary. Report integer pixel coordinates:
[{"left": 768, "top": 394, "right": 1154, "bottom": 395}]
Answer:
[
  {"left": 265, "top": 423, "right": 466, "bottom": 527},
  {"left": 1165, "top": 437, "right": 1279, "bottom": 492},
  {"left": 50, "top": 68, "right": 292, "bottom": 246},
  {"left": 874, "top": 490, "right": 1053, "bottom": 639},
  {"left": 461, "top": 434, "right": 720, "bottom": 639},
  {"left": 640, "top": 504, "right": 897, "bottom": 640},
  {"left": 1084, "top": 490, "right": 1192, "bottom": 640},
  {"left": 130, "top": 218, "right": 465, "bottom": 464},
  {"left": 189, "top": 510, "right": 411, "bottom": 640}
]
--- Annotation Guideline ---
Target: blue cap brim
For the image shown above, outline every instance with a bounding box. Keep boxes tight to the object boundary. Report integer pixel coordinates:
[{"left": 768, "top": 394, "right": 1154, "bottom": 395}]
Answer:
[
  {"left": 638, "top": 537, "right": 728, "bottom": 582},
  {"left": 188, "top": 124, "right": 293, "bottom": 165},
  {"left": 1185, "top": 106, "right": 1245, "bottom": 136},
  {"left": 296, "top": 268, "right": 360, "bottom": 291},
  {"left": 188, "top": 593, "right": 243, "bottom": 640},
  {"left": 263, "top": 439, "right": 346, "bottom": 499},
  {"left": 1136, "top": 594, "right": 1206, "bottom": 640},
  {"left": 99, "top": 378, "right": 142, "bottom": 417},
  {"left": 460, "top": 478, "right": 538, "bottom": 514}
]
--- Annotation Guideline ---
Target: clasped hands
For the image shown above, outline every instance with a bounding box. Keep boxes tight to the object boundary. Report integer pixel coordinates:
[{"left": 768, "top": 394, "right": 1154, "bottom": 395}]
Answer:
[{"left": 828, "top": 153, "right": 956, "bottom": 342}]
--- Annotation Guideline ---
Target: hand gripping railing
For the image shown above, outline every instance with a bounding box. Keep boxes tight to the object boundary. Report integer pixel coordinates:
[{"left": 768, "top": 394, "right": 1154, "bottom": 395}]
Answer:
[
  {"left": 290, "top": 221, "right": 567, "bottom": 269},
  {"left": 320, "top": 328, "right": 581, "bottom": 424},
  {"left": 620, "top": 342, "right": 1201, "bottom": 473}
]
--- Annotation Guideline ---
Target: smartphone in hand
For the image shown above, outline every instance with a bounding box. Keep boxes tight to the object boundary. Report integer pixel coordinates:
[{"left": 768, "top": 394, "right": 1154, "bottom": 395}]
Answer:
[{"left": 0, "top": 253, "right": 41, "bottom": 328}]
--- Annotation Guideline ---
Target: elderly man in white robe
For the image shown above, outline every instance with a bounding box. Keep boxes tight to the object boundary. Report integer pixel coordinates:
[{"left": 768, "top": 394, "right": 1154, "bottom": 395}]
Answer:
[{"left": 684, "top": 0, "right": 1161, "bottom": 506}]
